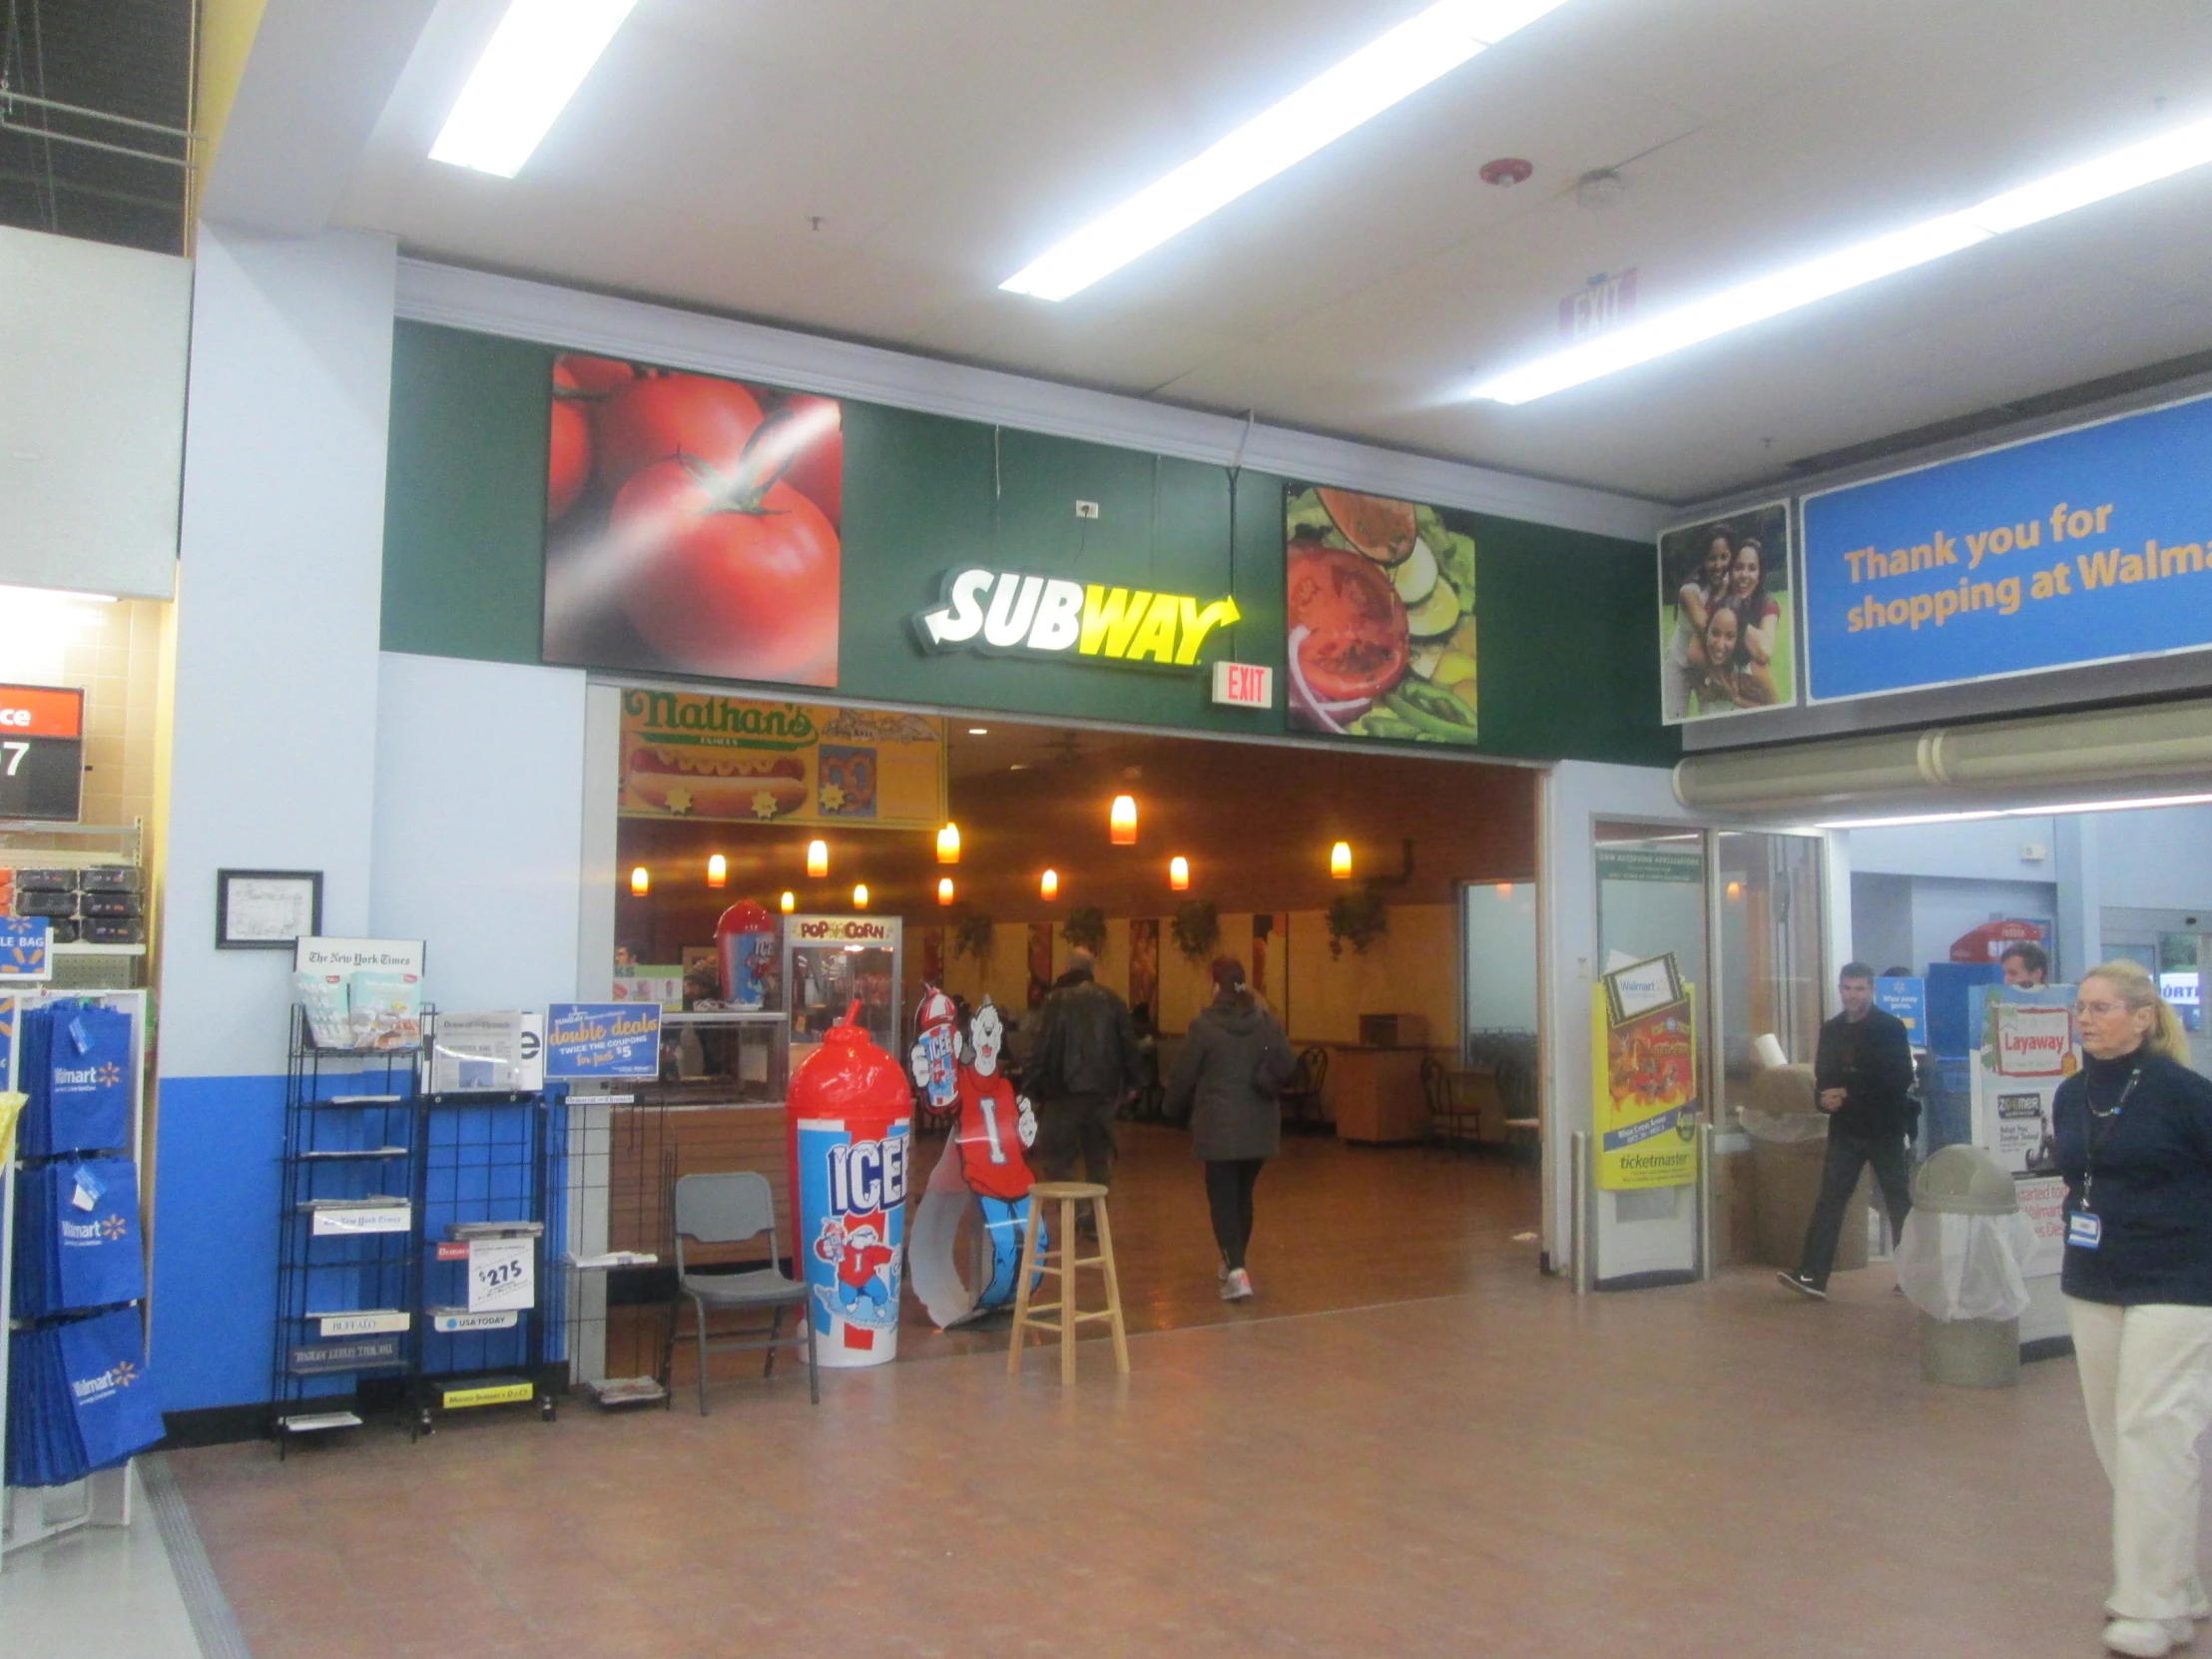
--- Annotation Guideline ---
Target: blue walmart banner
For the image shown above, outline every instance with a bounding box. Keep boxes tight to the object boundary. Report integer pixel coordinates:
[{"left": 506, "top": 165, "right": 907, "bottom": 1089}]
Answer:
[{"left": 1803, "top": 392, "right": 2212, "bottom": 702}]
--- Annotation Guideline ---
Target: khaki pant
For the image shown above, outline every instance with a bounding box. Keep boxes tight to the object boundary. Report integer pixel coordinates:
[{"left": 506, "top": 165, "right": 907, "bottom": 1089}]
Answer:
[{"left": 2066, "top": 1297, "right": 2212, "bottom": 1622}]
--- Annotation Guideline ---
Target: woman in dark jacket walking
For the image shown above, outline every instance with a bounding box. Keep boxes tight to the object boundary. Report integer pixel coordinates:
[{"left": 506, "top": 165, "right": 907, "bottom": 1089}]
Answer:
[
  {"left": 1164, "top": 958, "right": 1296, "bottom": 1302},
  {"left": 2055, "top": 959, "right": 2212, "bottom": 1659}
]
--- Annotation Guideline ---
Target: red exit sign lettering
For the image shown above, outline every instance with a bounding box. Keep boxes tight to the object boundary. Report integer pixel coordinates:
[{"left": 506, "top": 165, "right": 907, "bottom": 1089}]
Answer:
[{"left": 1211, "top": 662, "right": 1274, "bottom": 710}]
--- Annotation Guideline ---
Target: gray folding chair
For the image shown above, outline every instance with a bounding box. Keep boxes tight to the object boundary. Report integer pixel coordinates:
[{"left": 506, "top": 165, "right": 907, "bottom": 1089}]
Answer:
[{"left": 671, "top": 1171, "right": 818, "bottom": 1412}]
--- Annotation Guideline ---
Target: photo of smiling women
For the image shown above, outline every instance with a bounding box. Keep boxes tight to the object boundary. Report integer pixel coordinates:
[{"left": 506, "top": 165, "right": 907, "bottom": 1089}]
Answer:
[{"left": 1656, "top": 501, "right": 1796, "bottom": 722}]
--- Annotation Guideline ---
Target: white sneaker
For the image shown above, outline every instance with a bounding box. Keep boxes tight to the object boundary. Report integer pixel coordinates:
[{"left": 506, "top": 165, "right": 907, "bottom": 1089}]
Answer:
[
  {"left": 2105, "top": 1618, "right": 2175, "bottom": 1657},
  {"left": 1221, "top": 1268, "right": 1254, "bottom": 1302}
]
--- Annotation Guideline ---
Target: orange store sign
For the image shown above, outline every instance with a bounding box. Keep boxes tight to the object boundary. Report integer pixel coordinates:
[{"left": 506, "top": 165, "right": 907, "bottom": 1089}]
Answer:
[{"left": 0, "top": 685, "right": 83, "bottom": 739}]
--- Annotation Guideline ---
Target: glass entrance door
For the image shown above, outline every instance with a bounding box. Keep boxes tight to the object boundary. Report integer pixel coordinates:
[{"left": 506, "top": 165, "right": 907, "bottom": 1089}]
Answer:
[{"left": 1584, "top": 823, "right": 1826, "bottom": 1284}]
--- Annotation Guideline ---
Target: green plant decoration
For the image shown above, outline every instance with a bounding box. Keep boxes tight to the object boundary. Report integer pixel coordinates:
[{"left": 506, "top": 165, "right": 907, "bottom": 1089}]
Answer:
[
  {"left": 1171, "top": 899, "right": 1221, "bottom": 964},
  {"left": 1061, "top": 906, "right": 1107, "bottom": 956},
  {"left": 1327, "top": 890, "right": 1388, "bottom": 959},
  {"left": 952, "top": 913, "right": 995, "bottom": 963}
]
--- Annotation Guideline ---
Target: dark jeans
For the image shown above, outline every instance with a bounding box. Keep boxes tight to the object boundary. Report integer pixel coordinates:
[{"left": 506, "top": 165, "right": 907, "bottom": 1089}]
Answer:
[
  {"left": 1798, "top": 1124, "right": 1914, "bottom": 1288},
  {"left": 1205, "top": 1159, "right": 1265, "bottom": 1271},
  {"left": 1036, "top": 1092, "right": 1117, "bottom": 1189}
]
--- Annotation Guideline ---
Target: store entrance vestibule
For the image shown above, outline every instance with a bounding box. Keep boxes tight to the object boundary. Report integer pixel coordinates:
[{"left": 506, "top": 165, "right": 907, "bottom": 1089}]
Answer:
[{"left": 1583, "top": 820, "right": 1828, "bottom": 1288}]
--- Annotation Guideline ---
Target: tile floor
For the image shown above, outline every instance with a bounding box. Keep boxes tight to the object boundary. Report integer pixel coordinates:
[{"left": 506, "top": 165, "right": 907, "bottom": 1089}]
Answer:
[{"left": 168, "top": 1222, "right": 2133, "bottom": 1658}]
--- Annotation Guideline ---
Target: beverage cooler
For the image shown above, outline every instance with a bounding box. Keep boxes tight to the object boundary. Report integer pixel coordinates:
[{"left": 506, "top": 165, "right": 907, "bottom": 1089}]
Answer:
[{"left": 782, "top": 915, "right": 901, "bottom": 1073}]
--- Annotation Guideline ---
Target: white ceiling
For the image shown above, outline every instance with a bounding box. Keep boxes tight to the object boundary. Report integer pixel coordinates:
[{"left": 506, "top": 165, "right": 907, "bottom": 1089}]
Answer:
[{"left": 311, "top": 0, "right": 2212, "bottom": 503}]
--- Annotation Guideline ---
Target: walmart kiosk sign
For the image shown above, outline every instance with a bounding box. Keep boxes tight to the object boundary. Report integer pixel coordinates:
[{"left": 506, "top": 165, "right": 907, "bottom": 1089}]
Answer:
[{"left": 1802, "top": 392, "right": 2212, "bottom": 703}]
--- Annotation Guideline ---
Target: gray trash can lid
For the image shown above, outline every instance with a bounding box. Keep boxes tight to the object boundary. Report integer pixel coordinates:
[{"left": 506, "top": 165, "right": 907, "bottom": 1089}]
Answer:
[{"left": 1913, "top": 1144, "right": 2019, "bottom": 1214}]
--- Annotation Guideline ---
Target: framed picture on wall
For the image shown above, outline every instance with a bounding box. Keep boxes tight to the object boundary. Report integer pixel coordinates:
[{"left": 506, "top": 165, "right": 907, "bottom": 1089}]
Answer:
[{"left": 217, "top": 869, "right": 323, "bottom": 949}]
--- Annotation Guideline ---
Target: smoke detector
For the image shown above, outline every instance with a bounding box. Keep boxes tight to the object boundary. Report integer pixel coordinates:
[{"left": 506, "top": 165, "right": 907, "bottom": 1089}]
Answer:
[
  {"left": 1575, "top": 169, "right": 1627, "bottom": 210},
  {"left": 1478, "top": 157, "right": 1533, "bottom": 187}
]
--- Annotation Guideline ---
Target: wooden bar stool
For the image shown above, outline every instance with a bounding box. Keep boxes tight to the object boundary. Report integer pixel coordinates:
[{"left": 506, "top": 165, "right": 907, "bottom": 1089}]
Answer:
[{"left": 1007, "top": 1181, "right": 1129, "bottom": 1383}]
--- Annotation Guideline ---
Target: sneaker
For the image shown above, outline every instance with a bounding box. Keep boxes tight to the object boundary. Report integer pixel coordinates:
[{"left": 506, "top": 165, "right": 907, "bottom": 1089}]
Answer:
[
  {"left": 2105, "top": 1618, "right": 2176, "bottom": 1657},
  {"left": 1221, "top": 1268, "right": 1254, "bottom": 1302},
  {"left": 1777, "top": 1271, "right": 1828, "bottom": 1301}
]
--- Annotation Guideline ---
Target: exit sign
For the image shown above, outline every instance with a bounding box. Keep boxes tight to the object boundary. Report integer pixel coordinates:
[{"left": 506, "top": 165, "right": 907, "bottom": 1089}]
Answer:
[
  {"left": 1211, "top": 662, "right": 1274, "bottom": 709},
  {"left": 0, "top": 684, "right": 84, "bottom": 822},
  {"left": 1559, "top": 268, "right": 1639, "bottom": 341}
]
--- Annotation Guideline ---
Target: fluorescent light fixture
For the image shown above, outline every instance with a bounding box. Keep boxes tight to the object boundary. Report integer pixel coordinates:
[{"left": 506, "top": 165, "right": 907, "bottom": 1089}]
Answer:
[
  {"left": 1817, "top": 791, "right": 2212, "bottom": 830},
  {"left": 1001, "top": 0, "right": 1569, "bottom": 300},
  {"left": 430, "top": 0, "right": 639, "bottom": 179},
  {"left": 1471, "top": 113, "right": 2212, "bottom": 403}
]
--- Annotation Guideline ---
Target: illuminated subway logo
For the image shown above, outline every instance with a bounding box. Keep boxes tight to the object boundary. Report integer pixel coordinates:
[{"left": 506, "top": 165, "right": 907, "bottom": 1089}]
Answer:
[{"left": 915, "top": 569, "right": 1240, "bottom": 670}]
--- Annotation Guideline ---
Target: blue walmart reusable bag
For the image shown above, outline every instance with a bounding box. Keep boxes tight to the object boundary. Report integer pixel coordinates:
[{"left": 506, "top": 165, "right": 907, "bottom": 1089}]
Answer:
[
  {"left": 50, "top": 1159, "right": 145, "bottom": 1313},
  {"left": 32, "top": 1003, "right": 132, "bottom": 1156},
  {"left": 57, "top": 1307, "right": 164, "bottom": 1470}
]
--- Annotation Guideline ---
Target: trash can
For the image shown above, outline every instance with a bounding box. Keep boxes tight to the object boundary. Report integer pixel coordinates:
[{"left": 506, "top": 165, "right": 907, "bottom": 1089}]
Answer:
[
  {"left": 1740, "top": 1064, "right": 1868, "bottom": 1271},
  {"left": 1897, "top": 1144, "right": 2034, "bottom": 1388},
  {"left": 789, "top": 1003, "right": 913, "bottom": 1368}
]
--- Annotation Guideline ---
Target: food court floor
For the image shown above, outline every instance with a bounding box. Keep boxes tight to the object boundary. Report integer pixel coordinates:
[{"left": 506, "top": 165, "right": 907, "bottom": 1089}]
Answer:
[{"left": 148, "top": 1154, "right": 2135, "bottom": 1659}]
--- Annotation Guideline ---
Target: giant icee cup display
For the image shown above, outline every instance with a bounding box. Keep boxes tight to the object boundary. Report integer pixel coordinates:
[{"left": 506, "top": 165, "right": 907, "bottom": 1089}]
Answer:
[{"left": 790, "top": 1003, "right": 911, "bottom": 1366}]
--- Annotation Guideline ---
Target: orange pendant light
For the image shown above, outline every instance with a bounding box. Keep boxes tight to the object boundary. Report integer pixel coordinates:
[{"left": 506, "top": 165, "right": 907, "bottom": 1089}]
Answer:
[
  {"left": 1109, "top": 795, "right": 1138, "bottom": 844},
  {"left": 629, "top": 865, "right": 651, "bottom": 896},
  {"left": 936, "top": 823, "right": 961, "bottom": 864},
  {"left": 852, "top": 883, "right": 869, "bottom": 909},
  {"left": 1330, "top": 841, "right": 1353, "bottom": 879},
  {"left": 1039, "top": 868, "right": 1059, "bottom": 900},
  {"left": 706, "top": 853, "right": 728, "bottom": 888},
  {"left": 937, "top": 876, "right": 955, "bottom": 906},
  {"left": 807, "top": 839, "right": 829, "bottom": 878},
  {"left": 1169, "top": 855, "right": 1190, "bottom": 891},
  {"left": 779, "top": 890, "right": 796, "bottom": 913}
]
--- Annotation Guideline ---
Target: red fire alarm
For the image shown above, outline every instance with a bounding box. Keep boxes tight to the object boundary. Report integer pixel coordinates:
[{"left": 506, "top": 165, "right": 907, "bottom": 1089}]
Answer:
[{"left": 1479, "top": 157, "right": 1534, "bottom": 187}]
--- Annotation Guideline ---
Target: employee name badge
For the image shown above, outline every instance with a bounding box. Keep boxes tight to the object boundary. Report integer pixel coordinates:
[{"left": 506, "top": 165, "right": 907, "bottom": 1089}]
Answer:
[{"left": 2067, "top": 1210, "right": 2103, "bottom": 1251}]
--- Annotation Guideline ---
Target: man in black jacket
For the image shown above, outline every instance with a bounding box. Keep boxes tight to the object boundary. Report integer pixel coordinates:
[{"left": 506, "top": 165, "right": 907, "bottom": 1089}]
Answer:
[
  {"left": 1779, "top": 962, "right": 1918, "bottom": 1300},
  {"left": 1027, "top": 947, "right": 1142, "bottom": 1195}
]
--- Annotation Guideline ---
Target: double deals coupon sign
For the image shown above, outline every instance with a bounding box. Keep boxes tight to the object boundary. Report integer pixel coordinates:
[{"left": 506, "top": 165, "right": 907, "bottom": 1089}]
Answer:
[{"left": 1592, "top": 953, "right": 1700, "bottom": 1192}]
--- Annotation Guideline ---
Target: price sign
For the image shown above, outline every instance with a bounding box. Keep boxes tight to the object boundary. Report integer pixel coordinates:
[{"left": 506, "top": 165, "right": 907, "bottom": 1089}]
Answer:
[
  {"left": 0, "top": 684, "right": 84, "bottom": 822},
  {"left": 467, "top": 1236, "right": 535, "bottom": 1313}
]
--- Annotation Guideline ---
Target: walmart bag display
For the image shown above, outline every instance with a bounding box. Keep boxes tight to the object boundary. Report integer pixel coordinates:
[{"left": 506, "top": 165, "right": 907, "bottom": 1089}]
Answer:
[
  {"left": 11, "top": 1158, "right": 146, "bottom": 1319},
  {"left": 4, "top": 1308, "right": 164, "bottom": 1485},
  {"left": 14, "top": 1001, "right": 132, "bottom": 1158}
]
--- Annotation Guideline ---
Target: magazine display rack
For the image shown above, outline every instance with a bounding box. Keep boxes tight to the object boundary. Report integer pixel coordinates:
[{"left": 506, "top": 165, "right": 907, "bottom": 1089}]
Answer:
[
  {"left": 271, "top": 1004, "right": 424, "bottom": 1453},
  {"left": 412, "top": 1053, "right": 565, "bottom": 1433}
]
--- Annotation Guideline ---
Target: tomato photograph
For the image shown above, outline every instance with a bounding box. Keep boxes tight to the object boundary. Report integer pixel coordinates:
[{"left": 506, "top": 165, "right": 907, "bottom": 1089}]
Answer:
[
  {"left": 1284, "top": 482, "right": 1478, "bottom": 745},
  {"left": 542, "top": 353, "right": 843, "bottom": 688}
]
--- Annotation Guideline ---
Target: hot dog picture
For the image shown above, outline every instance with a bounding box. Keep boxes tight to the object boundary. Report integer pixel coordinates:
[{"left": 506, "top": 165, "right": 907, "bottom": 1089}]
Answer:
[{"left": 623, "top": 747, "right": 809, "bottom": 820}]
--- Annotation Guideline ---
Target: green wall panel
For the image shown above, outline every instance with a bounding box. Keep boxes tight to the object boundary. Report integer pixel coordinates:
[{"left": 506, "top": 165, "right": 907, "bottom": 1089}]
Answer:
[
  {"left": 379, "top": 320, "right": 1675, "bottom": 766},
  {"left": 382, "top": 324, "right": 550, "bottom": 666}
]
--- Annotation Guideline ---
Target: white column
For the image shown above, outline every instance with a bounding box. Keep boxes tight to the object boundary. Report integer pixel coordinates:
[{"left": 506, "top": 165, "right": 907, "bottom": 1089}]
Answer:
[{"left": 2053, "top": 813, "right": 2102, "bottom": 982}]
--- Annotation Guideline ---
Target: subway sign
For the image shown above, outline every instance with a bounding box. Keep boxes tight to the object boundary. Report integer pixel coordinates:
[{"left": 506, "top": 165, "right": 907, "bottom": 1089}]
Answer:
[{"left": 914, "top": 568, "right": 1240, "bottom": 671}]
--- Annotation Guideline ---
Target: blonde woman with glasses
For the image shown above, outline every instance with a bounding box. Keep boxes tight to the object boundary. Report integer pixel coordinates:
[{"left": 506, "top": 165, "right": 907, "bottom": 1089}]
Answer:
[{"left": 2057, "top": 959, "right": 2212, "bottom": 1658}]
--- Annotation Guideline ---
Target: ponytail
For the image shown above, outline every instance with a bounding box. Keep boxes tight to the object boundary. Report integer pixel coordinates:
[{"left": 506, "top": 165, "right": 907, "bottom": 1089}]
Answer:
[{"left": 2082, "top": 959, "right": 2193, "bottom": 1066}]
